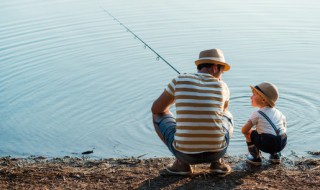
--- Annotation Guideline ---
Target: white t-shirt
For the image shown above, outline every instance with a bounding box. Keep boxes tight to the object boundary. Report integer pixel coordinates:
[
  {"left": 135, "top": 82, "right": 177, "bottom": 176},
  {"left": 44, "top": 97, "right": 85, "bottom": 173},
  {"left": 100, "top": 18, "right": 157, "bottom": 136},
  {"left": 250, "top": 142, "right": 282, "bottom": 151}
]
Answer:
[{"left": 250, "top": 107, "right": 286, "bottom": 136}]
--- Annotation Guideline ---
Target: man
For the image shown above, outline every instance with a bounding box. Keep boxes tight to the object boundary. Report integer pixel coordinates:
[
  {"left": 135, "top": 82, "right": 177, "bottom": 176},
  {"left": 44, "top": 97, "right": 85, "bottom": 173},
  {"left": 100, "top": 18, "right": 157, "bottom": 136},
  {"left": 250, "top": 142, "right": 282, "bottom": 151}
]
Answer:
[{"left": 151, "top": 49, "right": 234, "bottom": 175}]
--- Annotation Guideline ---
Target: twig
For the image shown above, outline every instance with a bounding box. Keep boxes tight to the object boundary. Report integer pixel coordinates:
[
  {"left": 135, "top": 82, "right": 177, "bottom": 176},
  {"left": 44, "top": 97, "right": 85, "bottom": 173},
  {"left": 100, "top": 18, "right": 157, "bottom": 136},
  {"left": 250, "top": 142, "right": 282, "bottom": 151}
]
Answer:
[
  {"left": 137, "top": 154, "right": 147, "bottom": 159},
  {"left": 311, "top": 165, "right": 320, "bottom": 170}
]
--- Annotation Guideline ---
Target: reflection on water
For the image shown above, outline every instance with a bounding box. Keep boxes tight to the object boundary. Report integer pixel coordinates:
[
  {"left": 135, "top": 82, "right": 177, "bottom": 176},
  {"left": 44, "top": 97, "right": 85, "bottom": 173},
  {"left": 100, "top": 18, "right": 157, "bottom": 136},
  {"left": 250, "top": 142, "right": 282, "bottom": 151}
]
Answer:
[{"left": 0, "top": 0, "right": 319, "bottom": 158}]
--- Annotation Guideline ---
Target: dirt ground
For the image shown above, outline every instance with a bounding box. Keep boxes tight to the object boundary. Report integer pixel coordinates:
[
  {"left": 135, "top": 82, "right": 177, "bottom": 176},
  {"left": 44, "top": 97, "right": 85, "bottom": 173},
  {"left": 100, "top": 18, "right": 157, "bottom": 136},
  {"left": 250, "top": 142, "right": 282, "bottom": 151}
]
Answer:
[{"left": 0, "top": 154, "right": 319, "bottom": 190}]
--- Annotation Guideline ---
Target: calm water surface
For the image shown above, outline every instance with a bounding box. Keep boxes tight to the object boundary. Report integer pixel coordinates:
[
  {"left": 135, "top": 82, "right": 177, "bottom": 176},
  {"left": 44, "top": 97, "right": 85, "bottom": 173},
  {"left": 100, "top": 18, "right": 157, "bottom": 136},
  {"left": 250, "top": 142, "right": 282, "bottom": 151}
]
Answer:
[{"left": 0, "top": 0, "right": 319, "bottom": 158}]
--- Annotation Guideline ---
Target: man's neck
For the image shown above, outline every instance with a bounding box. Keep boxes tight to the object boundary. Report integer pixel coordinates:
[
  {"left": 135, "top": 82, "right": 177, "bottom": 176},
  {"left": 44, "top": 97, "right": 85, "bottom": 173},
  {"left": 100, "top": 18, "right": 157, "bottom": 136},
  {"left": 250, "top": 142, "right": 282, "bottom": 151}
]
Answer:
[{"left": 198, "top": 69, "right": 221, "bottom": 80}]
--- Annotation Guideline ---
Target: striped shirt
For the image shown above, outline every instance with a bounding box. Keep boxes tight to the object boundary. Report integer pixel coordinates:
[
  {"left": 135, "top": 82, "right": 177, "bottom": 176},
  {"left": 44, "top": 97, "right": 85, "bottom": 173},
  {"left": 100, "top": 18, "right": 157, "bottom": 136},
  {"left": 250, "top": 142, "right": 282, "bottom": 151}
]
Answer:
[{"left": 165, "top": 73, "right": 229, "bottom": 154}]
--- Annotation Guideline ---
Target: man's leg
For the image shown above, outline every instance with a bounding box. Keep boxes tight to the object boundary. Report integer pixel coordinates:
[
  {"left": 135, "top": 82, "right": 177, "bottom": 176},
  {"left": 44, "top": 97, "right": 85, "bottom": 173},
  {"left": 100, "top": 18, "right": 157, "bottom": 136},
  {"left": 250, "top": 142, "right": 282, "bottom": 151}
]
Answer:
[
  {"left": 152, "top": 113, "right": 168, "bottom": 144},
  {"left": 209, "top": 153, "right": 232, "bottom": 175},
  {"left": 210, "top": 116, "right": 232, "bottom": 174},
  {"left": 152, "top": 112, "right": 192, "bottom": 175},
  {"left": 222, "top": 114, "right": 234, "bottom": 139}
]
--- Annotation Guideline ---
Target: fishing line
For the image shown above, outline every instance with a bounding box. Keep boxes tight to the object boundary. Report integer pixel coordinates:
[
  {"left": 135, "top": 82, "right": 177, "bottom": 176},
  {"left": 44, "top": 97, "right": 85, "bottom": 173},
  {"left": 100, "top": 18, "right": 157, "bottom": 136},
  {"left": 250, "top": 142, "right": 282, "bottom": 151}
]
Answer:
[{"left": 100, "top": 6, "right": 180, "bottom": 74}]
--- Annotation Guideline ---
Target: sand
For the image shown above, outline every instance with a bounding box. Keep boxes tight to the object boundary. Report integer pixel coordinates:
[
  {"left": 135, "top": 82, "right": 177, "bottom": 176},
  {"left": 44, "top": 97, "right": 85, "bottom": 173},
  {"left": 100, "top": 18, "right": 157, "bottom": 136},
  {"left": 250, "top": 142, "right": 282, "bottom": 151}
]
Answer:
[{"left": 0, "top": 154, "right": 319, "bottom": 190}]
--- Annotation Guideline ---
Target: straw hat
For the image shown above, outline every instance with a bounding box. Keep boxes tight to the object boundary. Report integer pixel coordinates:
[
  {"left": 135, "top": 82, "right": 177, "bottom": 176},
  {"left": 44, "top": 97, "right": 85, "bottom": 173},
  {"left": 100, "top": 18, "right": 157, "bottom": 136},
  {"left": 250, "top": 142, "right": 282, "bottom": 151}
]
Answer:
[
  {"left": 250, "top": 82, "right": 279, "bottom": 107},
  {"left": 195, "top": 49, "right": 230, "bottom": 71}
]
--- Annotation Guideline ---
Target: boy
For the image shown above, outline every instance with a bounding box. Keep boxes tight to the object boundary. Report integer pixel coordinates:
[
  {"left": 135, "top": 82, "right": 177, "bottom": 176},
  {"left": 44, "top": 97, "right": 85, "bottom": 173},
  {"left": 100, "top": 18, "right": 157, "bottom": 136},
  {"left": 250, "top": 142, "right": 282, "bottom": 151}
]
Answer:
[{"left": 241, "top": 82, "right": 287, "bottom": 165}]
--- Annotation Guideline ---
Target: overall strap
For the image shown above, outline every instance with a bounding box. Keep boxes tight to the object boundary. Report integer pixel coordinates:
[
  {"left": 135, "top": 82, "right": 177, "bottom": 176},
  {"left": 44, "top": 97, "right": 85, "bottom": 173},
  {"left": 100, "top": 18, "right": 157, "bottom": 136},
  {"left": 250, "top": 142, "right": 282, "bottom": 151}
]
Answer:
[{"left": 258, "top": 111, "right": 280, "bottom": 135}]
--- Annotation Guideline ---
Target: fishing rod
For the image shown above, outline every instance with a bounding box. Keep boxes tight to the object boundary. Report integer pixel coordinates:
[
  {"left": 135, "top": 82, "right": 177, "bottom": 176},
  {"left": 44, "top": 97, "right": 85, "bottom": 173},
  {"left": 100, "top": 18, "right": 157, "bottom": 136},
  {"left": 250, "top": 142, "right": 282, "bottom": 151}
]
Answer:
[{"left": 100, "top": 6, "right": 180, "bottom": 74}]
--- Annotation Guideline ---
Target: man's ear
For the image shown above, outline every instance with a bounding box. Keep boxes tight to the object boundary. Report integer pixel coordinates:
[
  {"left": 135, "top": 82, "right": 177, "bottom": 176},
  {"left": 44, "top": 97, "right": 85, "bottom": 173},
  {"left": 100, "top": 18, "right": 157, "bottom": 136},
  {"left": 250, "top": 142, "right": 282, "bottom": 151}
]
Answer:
[{"left": 212, "top": 64, "right": 218, "bottom": 73}]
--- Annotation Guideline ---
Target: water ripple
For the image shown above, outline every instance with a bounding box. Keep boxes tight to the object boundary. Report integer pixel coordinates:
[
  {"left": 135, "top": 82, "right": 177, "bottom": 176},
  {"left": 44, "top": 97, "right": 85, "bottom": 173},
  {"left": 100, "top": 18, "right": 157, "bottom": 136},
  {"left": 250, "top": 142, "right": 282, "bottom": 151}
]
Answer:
[{"left": 0, "top": 0, "right": 319, "bottom": 158}]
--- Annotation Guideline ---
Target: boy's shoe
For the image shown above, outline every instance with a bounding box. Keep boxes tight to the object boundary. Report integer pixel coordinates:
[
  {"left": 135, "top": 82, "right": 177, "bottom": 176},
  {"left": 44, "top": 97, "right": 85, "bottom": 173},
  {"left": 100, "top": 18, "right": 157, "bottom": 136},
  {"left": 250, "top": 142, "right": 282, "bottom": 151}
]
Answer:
[
  {"left": 246, "top": 155, "right": 262, "bottom": 166},
  {"left": 209, "top": 158, "right": 232, "bottom": 174},
  {"left": 269, "top": 153, "right": 281, "bottom": 164},
  {"left": 165, "top": 159, "right": 192, "bottom": 175}
]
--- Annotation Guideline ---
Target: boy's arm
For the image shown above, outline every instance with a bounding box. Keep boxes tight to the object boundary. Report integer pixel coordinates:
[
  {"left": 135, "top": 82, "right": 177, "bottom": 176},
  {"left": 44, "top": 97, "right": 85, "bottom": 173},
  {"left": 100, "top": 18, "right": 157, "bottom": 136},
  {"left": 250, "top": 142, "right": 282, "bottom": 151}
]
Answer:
[{"left": 241, "top": 120, "right": 254, "bottom": 135}]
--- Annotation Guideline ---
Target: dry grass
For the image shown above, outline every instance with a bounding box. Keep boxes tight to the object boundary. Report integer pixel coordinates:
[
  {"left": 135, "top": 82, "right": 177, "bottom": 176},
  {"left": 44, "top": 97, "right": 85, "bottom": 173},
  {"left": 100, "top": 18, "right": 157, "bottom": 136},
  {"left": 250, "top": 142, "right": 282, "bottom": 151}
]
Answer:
[{"left": 0, "top": 155, "right": 319, "bottom": 189}]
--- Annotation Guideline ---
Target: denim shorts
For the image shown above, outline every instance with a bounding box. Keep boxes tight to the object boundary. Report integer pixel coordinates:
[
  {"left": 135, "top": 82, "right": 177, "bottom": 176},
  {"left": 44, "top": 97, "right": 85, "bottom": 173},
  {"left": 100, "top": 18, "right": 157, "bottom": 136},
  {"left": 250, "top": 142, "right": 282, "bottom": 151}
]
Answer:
[
  {"left": 251, "top": 130, "right": 287, "bottom": 154},
  {"left": 155, "top": 113, "right": 233, "bottom": 164}
]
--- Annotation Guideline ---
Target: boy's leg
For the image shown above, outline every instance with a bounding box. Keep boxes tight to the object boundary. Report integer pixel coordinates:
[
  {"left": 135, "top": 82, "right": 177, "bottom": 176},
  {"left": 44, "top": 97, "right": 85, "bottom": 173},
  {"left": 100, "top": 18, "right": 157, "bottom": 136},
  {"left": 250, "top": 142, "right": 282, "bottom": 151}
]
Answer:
[
  {"left": 270, "top": 134, "right": 287, "bottom": 164},
  {"left": 243, "top": 130, "right": 252, "bottom": 142},
  {"left": 246, "top": 130, "right": 262, "bottom": 165},
  {"left": 247, "top": 142, "right": 260, "bottom": 157},
  {"left": 243, "top": 129, "right": 261, "bottom": 160},
  {"left": 269, "top": 152, "right": 281, "bottom": 164}
]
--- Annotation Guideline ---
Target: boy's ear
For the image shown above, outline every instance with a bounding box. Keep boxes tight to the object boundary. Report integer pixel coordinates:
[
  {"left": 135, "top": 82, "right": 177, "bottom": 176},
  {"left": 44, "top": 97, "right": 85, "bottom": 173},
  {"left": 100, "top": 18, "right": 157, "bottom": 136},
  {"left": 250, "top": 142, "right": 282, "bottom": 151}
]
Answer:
[{"left": 262, "top": 98, "right": 270, "bottom": 106}]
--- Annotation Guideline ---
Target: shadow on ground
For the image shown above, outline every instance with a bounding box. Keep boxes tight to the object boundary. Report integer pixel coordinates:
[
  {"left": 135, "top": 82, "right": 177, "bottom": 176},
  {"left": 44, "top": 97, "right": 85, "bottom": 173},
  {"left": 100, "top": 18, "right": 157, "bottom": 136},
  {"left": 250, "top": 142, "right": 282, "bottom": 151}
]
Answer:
[{"left": 137, "top": 159, "right": 277, "bottom": 190}]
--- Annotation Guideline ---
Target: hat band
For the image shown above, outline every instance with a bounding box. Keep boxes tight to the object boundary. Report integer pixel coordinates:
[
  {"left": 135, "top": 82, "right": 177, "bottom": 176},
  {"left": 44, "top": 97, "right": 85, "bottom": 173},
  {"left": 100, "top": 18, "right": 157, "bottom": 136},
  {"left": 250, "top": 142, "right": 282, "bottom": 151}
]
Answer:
[
  {"left": 255, "top": 85, "right": 265, "bottom": 95},
  {"left": 198, "top": 57, "right": 225, "bottom": 63}
]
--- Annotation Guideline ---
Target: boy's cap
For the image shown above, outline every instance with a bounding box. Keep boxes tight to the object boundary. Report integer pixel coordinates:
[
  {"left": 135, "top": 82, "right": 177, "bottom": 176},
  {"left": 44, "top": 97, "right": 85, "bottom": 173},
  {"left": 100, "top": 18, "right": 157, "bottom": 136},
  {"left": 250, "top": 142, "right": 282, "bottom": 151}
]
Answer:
[
  {"left": 250, "top": 82, "right": 279, "bottom": 107},
  {"left": 195, "top": 49, "right": 230, "bottom": 71}
]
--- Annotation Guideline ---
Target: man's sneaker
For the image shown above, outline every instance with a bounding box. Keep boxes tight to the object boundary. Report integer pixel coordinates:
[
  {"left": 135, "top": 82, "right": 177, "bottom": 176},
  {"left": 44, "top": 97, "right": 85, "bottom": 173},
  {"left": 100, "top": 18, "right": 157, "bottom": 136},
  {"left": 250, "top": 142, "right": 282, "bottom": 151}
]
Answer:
[
  {"left": 246, "top": 155, "right": 262, "bottom": 166},
  {"left": 209, "top": 158, "right": 232, "bottom": 174},
  {"left": 269, "top": 153, "right": 281, "bottom": 164},
  {"left": 165, "top": 159, "right": 192, "bottom": 175}
]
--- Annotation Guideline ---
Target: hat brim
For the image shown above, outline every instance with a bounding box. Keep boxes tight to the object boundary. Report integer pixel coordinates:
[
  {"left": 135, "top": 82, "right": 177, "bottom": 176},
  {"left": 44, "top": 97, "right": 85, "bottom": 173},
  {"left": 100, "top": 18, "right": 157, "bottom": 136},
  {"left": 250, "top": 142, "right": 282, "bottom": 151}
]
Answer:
[
  {"left": 195, "top": 59, "right": 230, "bottom": 71},
  {"left": 250, "top": 85, "right": 275, "bottom": 107}
]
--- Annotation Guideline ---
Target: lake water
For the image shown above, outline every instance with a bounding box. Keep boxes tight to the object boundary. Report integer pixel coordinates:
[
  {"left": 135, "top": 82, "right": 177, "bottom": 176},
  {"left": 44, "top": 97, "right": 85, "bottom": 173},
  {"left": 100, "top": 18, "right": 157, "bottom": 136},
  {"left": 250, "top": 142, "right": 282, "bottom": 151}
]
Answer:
[{"left": 0, "top": 0, "right": 319, "bottom": 159}]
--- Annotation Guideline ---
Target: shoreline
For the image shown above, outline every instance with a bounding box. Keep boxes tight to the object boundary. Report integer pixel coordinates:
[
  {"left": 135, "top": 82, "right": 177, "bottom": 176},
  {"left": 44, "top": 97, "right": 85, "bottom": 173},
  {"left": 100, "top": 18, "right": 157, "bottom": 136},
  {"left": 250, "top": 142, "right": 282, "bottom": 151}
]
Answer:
[{"left": 0, "top": 155, "right": 319, "bottom": 189}]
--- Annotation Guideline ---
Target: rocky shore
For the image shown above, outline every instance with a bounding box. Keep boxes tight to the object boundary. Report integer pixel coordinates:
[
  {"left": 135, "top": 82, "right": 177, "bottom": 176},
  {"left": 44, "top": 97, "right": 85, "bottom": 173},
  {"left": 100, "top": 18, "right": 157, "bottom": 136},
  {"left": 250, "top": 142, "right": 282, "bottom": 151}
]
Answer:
[{"left": 0, "top": 154, "right": 319, "bottom": 189}]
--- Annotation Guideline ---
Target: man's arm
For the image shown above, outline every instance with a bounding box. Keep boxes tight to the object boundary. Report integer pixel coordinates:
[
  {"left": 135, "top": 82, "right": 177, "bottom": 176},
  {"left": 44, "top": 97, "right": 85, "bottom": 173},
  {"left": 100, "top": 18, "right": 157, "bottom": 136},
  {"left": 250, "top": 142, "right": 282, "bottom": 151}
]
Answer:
[
  {"left": 223, "top": 100, "right": 229, "bottom": 113},
  {"left": 151, "top": 90, "right": 175, "bottom": 114}
]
